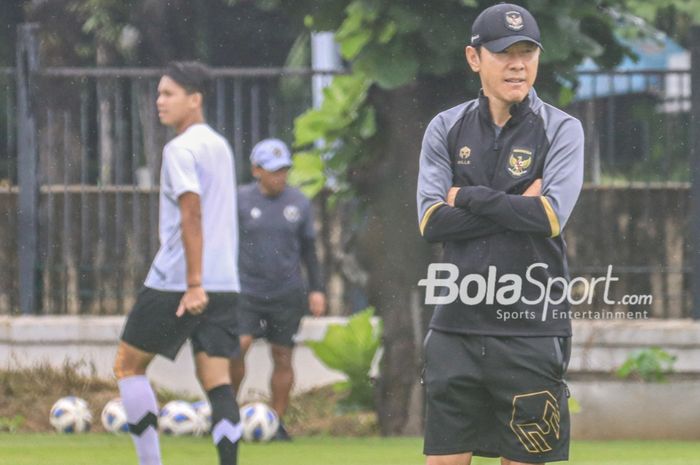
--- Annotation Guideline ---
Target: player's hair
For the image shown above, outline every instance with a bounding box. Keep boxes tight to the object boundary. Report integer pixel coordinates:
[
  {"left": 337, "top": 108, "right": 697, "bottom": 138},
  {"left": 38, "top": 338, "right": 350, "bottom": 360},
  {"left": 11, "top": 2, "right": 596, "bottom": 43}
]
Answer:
[{"left": 164, "top": 61, "right": 211, "bottom": 97}]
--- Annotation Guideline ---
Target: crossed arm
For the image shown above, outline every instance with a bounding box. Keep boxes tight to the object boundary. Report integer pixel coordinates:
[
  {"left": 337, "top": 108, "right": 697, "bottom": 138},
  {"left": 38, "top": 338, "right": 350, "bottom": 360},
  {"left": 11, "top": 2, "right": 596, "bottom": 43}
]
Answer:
[
  {"left": 419, "top": 179, "right": 544, "bottom": 244},
  {"left": 416, "top": 113, "right": 584, "bottom": 243}
]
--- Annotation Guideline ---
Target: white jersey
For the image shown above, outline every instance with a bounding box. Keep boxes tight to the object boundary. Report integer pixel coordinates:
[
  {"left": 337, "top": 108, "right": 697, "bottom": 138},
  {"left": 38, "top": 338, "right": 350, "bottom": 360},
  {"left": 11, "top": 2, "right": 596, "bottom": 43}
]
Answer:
[{"left": 144, "top": 123, "right": 240, "bottom": 292}]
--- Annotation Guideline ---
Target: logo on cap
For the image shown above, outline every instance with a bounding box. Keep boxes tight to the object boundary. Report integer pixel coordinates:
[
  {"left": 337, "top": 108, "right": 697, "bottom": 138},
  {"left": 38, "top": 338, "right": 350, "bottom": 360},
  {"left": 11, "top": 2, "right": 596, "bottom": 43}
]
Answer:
[
  {"left": 505, "top": 11, "right": 524, "bottom": 31},
  {"left": 272, "top": 147, "right": 283, "bottom": 158}
]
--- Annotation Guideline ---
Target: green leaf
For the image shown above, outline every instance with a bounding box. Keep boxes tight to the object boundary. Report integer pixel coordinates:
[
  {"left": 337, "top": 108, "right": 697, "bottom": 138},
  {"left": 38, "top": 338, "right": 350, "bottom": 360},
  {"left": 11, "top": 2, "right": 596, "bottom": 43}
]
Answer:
[
  {"left": 615, "top": 347, "right": 677, "bottom": 382},
  {"left": 377, "top": 21, "right": 397, "bottom": 44},
  {"left": 568, "top": 397, "right": 582, "bottom": 414},
  {"left": 294, "top": 110, "right": 334, "bottom": 147},
  {"left": 339, "top": 28, "right": 373, "bottom": 60},
  {"left": 358, "top": 106, "right": 376, "bottom": 139},
  {"left": 306, "top": 308, "right": 382, "bottom": 410},
  {"left": 288, "top": 151, "right": 326, "bottom": 198},
  {"left": 353, "top": 41, "right": 419, "bottom": 89},
  {"left": 293, "top": 74, "right": 372, "bottom": 148},
  {"left": 304, "top": 15, "right": 314, "bottom": 28},
  {"left": 387, "top": 5, "right": 422, "bottom": 34}
]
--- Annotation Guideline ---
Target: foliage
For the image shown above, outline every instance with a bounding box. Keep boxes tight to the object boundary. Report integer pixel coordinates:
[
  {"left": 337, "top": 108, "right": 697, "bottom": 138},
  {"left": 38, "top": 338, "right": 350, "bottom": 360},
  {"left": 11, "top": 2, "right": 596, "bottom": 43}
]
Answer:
[
  {"left": 616, "top": 347, "right": 677, "bottom": 382},
  {"left": 625, "top": 0, "right": 700, "bottom": 24},
  {"left": 292, "top": 74, "right": 374, "bottom": 198},
  {"left": 69, "top": 0, "right": 132, "bottom": 44},
  {"left": 284, "top": 385, "right": 378, "bottom": 436},
  {"left": 568, "top": 396, "right": 582, "bottom": 414},
  {"left": 306, "top": 308, "right": 382, "bottom": 412},
  {"left": 0, "top": 415, "right": 24, "bottom": 433},
  {"left": 623, "top": 0, "right": 700, "bottom": 48},
  {"left": 67, "top": 0, "right": 137, "bottom": 59},
  {"left": 285, "top": 0, "right": 634, "bottom": 197}
]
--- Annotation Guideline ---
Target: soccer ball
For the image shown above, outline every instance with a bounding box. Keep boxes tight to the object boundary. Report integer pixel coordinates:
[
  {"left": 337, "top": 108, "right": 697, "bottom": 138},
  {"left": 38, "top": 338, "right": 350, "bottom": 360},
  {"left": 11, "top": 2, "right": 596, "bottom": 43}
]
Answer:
[
  {"left": 240, "top": 402, "right": 279, "bottom": 442},
  {"left": 159, "top": 400, "right": 199, "bottom": 436},
  {"left": 101, "top": 398, "right": 129, "bottom": 434},
  {"left": 49, "top": 396, "right": 92, "bottom": 433},
  {"left": 191, "top": 400, "right": 212, "bottom": 435}
]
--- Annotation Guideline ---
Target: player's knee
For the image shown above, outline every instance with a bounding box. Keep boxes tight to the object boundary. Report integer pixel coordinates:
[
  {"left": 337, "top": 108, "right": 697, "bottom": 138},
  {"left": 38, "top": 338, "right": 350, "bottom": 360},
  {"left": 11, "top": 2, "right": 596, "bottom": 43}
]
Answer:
[
  {"left": 238, "top": 335, "right": 253, "bottom": 354},
  {"left": 113, "top": 343, "right": 149, "bottom": 379},
  {"left": 198, "top": 371, "right": 230, "bottom": 392},
  {"left": 271, "top": 345, "right": 293, "bottom": 369},
  {"left": 195, "top": 355, "right": 231, "bottom": 391}
]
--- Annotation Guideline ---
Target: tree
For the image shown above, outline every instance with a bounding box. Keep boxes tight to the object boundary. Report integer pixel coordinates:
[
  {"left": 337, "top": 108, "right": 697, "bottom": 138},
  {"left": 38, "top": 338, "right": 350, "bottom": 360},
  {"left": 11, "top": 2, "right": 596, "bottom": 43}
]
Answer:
[{"left": 624, "top": 0, "right": 700, "bottom": 48}]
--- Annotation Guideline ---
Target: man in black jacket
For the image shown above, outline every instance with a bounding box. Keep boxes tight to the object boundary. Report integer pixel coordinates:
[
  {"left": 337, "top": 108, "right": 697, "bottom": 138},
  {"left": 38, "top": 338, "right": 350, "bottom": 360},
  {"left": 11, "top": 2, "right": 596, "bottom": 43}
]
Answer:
[{"left": 417, "top": 4, "right": 583, "bottom": 464}]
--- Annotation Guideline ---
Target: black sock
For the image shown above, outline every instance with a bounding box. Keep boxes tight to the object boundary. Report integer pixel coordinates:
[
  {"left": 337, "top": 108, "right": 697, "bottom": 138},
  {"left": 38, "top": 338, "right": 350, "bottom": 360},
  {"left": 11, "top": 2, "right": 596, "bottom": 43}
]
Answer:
[{"left": 207, "top": 384, "right": 241, "bottom": 465}]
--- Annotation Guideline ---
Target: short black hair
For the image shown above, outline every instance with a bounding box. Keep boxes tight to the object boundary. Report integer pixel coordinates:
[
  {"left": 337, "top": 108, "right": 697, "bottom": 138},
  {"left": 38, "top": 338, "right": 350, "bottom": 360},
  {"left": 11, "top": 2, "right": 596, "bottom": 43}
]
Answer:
[{"left": 164, "top": 61, "right": 211, "bottom": 97}]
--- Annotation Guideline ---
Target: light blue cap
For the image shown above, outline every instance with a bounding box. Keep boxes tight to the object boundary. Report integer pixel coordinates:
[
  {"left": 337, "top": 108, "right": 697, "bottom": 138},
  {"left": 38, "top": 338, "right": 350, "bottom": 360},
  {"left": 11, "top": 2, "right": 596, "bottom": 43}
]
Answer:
[{"left": 250, "top": 138, "right": 292, "bottom": 171}]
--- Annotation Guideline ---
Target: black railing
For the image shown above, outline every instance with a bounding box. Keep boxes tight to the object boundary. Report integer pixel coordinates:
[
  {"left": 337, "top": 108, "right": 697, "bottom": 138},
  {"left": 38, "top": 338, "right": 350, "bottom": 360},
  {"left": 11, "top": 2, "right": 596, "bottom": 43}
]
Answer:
[
  {"left": 0, "top": 25, "right": 697, "bottom": 318},
  {"left": 567, "top": 68, "right": 692, "bottom": 186}
]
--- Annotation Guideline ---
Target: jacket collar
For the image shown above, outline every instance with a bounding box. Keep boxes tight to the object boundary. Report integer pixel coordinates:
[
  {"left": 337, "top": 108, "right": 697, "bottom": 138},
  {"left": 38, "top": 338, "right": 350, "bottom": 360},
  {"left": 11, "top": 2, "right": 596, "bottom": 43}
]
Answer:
[{"left": 477, "top": 88, "right": 540, "bottom": 126}]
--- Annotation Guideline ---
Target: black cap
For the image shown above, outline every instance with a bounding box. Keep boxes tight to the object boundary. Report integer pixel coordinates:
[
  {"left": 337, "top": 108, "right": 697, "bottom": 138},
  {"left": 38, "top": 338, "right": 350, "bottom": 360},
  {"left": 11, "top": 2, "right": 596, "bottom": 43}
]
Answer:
[{"left": 470, "top": 3, "right": 542, "bottom": 53}]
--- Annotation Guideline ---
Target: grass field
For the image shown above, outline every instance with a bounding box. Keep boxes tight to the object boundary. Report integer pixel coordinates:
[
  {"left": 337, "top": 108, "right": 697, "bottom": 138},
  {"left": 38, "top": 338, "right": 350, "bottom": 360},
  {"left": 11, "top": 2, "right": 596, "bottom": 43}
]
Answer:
[{"left": 1, "top": 435, "right": 699, "bottom": 465}]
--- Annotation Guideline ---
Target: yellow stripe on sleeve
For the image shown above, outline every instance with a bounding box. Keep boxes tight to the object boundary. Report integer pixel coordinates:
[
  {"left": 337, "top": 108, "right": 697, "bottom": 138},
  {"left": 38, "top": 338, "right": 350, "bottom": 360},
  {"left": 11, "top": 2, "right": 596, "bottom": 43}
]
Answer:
[
  {"left": 419, "top": 201, "right": 445, "bottom": 236},
  {"left": 540, "top": 196, "right": 560, "bottom": 238}
]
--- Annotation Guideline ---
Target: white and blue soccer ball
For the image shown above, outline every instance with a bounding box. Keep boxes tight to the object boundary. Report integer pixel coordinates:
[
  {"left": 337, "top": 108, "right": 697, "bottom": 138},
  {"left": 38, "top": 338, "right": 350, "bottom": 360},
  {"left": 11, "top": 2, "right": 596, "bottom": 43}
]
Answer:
[
  {"left": 240, "top": 402, "right": 279, "bottom": 442},
  {"left": 101, "top": 398, "right": 129, "bottom": 434},
  {"left": 159, "top": 400, "right": 200, "bottom": 436},
  {"left": 49, "top": 396, "right": 92, "bottom": 433},
  {"left": 191, "top": 400, "right": 212, "bottom": 435}
]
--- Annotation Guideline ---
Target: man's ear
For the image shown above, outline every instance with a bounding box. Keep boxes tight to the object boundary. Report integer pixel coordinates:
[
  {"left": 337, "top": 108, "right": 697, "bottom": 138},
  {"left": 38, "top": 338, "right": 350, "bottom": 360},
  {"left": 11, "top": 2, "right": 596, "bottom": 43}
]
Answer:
[
  {"left": 465, "top": 46, "right": 481, "bottom": 73},
  {"left": 189, "top": 91, "right": 203, "bottom": 109}
]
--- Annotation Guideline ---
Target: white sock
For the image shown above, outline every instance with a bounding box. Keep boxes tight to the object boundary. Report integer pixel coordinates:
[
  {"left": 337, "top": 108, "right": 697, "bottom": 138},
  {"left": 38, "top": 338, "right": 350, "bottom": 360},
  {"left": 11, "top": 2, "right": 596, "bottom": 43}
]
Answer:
[{"left": 118, "top": 375, "right": 162, "bottom": 465}]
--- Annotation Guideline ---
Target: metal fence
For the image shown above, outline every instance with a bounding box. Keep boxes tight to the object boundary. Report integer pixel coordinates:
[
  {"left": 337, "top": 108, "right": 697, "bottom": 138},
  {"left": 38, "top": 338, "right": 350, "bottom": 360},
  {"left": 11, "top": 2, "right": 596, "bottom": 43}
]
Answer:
[
  {"left": 562, "top": 68, "right": 694, "bottom": 318},
  {"left": 0, "top": 24, "right": 697, "bottom": 317},
  {"left": 567, "top": 69, "right": 692, "bottom": 186},
  {"left": 0, "top": 67, "right": 15, "bottom": 185},
  {"left": 1, "top": 25, "right": 339, "bottom": 315}
]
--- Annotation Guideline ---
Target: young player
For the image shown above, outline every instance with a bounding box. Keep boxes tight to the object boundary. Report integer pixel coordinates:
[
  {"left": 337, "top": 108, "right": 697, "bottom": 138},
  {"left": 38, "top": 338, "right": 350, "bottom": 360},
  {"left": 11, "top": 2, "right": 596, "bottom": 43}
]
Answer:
[
  {"left": 113, "top": 61, "right": 242, "bottom": 465},
  {"left": 417, "top": 4, "right": 584, "bottom": 465},
  {"left": 229, "top": 138, "right": 326, "bottom": 441}
]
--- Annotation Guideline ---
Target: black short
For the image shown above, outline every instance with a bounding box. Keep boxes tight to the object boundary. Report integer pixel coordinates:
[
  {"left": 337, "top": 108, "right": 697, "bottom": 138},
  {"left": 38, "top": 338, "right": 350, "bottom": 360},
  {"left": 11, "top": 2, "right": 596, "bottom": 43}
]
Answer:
[
  {"left": 237, "top": 289, "right": 306, "bottom": 347},
  {"left": 423, "top": 330, "right": 571, "bottom": 463},
  {"left": 121, "top": 287, "right": 239, "bottom": 360}
]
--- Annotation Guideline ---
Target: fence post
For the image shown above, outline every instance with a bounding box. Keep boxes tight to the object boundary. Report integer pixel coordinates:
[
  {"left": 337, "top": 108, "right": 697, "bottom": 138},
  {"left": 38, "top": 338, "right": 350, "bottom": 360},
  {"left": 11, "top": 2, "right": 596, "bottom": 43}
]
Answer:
[
  {"left": 16, "top": 23, "right": 40, "bottom": 315},
  {"left": 691, "top": 25, "right": 700, "bottom": 320}
]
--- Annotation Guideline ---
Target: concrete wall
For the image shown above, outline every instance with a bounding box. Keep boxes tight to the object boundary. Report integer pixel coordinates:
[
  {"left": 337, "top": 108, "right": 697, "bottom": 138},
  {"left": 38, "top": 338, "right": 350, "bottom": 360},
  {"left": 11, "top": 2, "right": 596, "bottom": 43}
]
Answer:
[
  {"left": 2, "top": 316, "right": 700, "bottom": 438},
  {"left": 0, "top": 315, "right": 348, "bottom": 401},
  {"left": 567, "top": 319, "right": 700, "bottom": 439}
]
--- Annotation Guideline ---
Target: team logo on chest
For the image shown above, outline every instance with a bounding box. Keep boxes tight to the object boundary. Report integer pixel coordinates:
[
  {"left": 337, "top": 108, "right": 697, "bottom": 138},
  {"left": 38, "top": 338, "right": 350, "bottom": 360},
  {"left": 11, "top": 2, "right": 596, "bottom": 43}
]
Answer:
[
  {"left": 283, "top": 205, "right": 301, "bottom": 223},
  {"left": 507, "top": 148, "right": 533, "bottom": 178},
  {"left": 457, "top": 146, "right": 472, "bottom": 165},
  {"left": 505, "top": 11, "right": 524, "bottom": 31}
]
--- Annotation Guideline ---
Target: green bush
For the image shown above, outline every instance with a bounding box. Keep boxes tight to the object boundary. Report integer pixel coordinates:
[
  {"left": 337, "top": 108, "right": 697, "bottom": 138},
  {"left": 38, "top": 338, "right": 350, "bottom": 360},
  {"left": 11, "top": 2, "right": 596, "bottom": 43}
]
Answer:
[
  {"left": 306, "top": 308, "right": 382, "bottom": 412},
  {"left": 0, "top": 415, "right": 25, "bottom": 433},
  {"left": 616, "top": 347, "right": 677, "bottom": 382}
]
